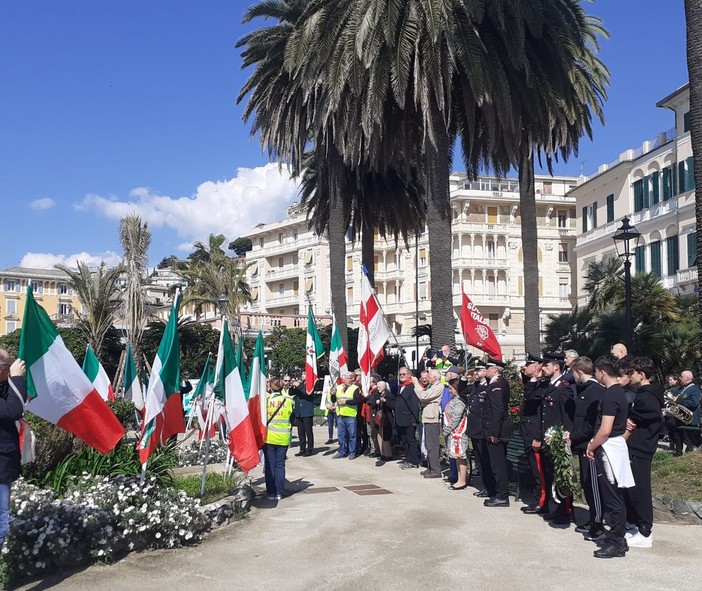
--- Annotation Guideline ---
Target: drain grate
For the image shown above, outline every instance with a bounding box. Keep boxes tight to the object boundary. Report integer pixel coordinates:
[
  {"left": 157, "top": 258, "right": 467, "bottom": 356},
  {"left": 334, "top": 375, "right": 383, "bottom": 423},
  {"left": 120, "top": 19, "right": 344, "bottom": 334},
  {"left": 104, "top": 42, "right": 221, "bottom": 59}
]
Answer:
[
  {"left": 302, "top": 486, "right": 340, "bottom": 494},
  {"left": 345, "top": 484, "right": 392, "bottom": 495}
]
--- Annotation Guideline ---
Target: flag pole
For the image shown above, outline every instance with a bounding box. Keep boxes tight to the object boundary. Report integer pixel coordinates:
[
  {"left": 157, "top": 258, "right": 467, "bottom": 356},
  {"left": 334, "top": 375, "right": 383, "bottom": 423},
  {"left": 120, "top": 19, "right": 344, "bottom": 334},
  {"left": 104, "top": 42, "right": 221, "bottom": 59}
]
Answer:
[{"left": 200, "top": 393, "right": 214, "bottom": 498}]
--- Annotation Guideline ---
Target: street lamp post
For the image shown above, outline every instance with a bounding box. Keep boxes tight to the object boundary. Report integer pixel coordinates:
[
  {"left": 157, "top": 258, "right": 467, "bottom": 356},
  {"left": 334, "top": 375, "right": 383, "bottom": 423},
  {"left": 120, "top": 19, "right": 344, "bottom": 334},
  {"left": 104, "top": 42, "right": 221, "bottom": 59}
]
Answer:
[{"left": 612, "top": 216, "right": 641, "bottom": 353}]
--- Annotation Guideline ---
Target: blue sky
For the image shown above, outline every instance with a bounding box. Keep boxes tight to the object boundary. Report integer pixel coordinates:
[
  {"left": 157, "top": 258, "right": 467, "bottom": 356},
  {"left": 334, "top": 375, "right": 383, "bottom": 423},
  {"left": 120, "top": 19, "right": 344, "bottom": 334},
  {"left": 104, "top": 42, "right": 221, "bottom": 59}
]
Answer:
[{"left": 0, "top": 0, "right": 690, "bottom": 270}]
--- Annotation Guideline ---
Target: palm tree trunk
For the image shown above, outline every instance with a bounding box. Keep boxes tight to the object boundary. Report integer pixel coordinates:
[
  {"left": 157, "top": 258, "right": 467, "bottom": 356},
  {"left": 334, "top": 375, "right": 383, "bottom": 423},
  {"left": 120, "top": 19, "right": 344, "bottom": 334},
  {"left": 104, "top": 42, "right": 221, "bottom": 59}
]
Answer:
[
  {"left": 685, "top": 0, "right": 702, "bottom": 362},
  {"left": 328, "top": 144, "right": 349, "bottom": 352},
  {"left": 361, "top": 216, "right": 375, "bottom": 288},
  {"left": 425, "top": 109, "right": 455, "bottom": 351},
  {"left": 519, "top": 146, "right": 542, "bottom": 355}
]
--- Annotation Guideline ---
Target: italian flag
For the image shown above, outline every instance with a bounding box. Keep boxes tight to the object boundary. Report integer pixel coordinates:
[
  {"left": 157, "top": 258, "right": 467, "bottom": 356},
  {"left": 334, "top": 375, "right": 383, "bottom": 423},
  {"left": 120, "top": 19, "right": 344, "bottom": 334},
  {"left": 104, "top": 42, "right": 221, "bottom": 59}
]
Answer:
[
  {"left": 137, "top": 295, "right": 185, "bottom": 464},
  {"left": 235, "top": 335, "right": 249, "bottom": 396},
  {"left": 305, "top": 306, "right": 324, "bottom": 394},
  {"left": 123, "top": 344, "right": 144, "bottom": 411},
  {"left": 247, "top": 331, "right": 267, "bottom": 449},
  {"left": 213, "top": 320, "right": 259, "bottom": 472},
  {"left": 18, "top": 286, "right": 124, "bottom": 454},
  {"left": 328, "top": 313, "right": 348, "bottom": 385},
  {"left": 82, "top": 345, "right": 115, "bottom": 402}
]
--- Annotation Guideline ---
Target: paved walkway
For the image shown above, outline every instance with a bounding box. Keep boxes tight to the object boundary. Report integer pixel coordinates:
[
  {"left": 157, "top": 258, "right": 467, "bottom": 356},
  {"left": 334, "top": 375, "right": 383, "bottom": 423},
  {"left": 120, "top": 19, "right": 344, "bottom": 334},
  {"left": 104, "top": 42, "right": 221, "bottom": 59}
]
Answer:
[{"left": 18, "top": 426, "right": 702, "bottom": 591}]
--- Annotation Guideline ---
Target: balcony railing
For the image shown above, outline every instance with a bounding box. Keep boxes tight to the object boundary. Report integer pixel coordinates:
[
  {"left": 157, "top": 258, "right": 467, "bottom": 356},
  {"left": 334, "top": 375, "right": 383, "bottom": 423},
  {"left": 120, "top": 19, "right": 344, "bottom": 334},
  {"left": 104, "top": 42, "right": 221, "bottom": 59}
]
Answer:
[
  {"left": 452, "top": 222, "right": 509, "bottom": 233},
  {"left": 265, "top": 265, "right": 300, "bottom": 280},
  {"left": 451, "top": 257, "right": 509, "bottom": 270},
  {"left": 265, "top": 294, "right": 300, "bottom": 307}
]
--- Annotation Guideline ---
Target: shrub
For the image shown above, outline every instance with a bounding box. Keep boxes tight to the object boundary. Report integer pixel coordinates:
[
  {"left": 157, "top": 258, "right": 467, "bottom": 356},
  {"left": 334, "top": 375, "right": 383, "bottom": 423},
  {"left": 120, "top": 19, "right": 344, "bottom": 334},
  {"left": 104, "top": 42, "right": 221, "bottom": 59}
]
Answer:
[
  {"left": 21, "top": 415, "right": 81, "bottom": 485},
  {"left": 108, "top": 399, "right": 140, "bottom": 431},
  {"left": 0, "top": 475, "right": 211, "bottom": 585},
  {"left": 178, "top": 438, "right": 229, "bottom": 467},
  {"left": 40, "top": 441, "right": 178, "bottom": 494}
]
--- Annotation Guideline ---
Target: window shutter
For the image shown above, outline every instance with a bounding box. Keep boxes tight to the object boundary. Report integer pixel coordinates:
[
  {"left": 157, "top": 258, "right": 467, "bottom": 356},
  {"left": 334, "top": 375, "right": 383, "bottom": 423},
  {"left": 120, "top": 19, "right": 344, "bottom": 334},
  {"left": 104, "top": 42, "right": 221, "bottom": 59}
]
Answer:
[
  {"left": 687, "top": 156, "right": 695, "bottom": 190},
  {"left": 652, "top": 171, "right": 660, "bottom": 204},
  {"left": 582, "top": 207, "right": 587, "bottom": 232},
  {"left": 687, "top": 232, "right": 697, "bottom": 268},
  {"left": 666, "top": 236, "right": 679, "bottom": 275},
  {"left": 651, "top": 242, "right": 662, "bottom": 278},
  {"left": 592, "top": 202, "right": 597, "bottom": 228},
  {"left": 679, "top": 161, "right": 687, "bottom": 193},
  {"left": 662, "top": 167, "right": 671, "bottom": 201}
]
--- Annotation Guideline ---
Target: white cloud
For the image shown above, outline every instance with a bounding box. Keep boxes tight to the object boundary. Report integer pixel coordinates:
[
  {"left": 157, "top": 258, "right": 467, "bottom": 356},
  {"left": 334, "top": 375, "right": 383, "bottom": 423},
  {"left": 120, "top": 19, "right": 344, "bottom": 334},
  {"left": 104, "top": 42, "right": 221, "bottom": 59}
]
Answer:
[
  {"left": 19, "top": 251, "right": 122, "bottom": 270},
  {"left": 77, "top": 163, "right": 301, "bottom": 243},
  {"left": 29, "top": 198, "right": 56, "bottom": 210}
]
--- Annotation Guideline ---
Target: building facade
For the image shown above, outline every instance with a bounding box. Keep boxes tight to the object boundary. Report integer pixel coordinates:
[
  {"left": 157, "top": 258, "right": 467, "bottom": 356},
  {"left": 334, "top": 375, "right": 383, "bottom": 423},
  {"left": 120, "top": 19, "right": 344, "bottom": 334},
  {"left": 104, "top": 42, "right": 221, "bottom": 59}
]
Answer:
[
  {"left": 243, "top": 173, "right": 579, "bottom": 361},
  {"left": 572, "top": 84, "right": 695, "bottom": 304},
  {"left": 0, "top": 267, "right": 84, "bottom": 335}
]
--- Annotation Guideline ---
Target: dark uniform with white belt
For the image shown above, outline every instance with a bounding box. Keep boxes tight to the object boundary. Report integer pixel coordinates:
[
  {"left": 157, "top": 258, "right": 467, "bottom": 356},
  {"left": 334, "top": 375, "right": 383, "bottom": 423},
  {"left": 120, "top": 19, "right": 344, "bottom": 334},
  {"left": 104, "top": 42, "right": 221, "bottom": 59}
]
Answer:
[
  {"left": 540, "top": 351, "right": 575, "bottom": 522},
  {"left": 520, "top": 353, "right": 549, "bottom": 514},
  {"left": 466, "top": 361, "right": 488, "bottom": 497},
  {"left": 481, "top": 357, "right": 512, "bottom": 507}
]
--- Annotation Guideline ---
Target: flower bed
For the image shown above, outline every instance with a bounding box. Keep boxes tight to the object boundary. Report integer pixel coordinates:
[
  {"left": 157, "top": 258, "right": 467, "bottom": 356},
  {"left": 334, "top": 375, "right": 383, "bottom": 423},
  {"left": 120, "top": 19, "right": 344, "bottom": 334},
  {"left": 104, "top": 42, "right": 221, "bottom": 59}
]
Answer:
[
  {"left": 1, "top": 474, "right": 211, "bottom": 584},
  {"left": 178, "top": 438, "right": 230, "bottom": 467}
]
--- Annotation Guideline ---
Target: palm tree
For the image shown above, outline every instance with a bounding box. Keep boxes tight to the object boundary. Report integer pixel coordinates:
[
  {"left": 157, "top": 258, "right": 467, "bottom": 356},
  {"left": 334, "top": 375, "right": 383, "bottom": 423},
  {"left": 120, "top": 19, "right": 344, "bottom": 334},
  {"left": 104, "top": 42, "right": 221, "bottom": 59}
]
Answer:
[
  {"left": 119, "top": 214, "right": 151, "bottom": 374},
  {"left": 630, "top": 272, "right": 681, "bottom": 325},
  {"left": 297, "top": 150, "right": 425, "bottom": 287},
  {"left": 55, "top": 261, "right": 124, "bottom": 359},
  {"left": 684, "top": 0, "right": 702, "bottom": 333},
  {"left": 458, "top": 2, "right": 609, "bottom": 354},
  {"left": 542, "top": 306, "right": 597, "bottom": 356},
  {"left": 583, "top": 257, "right": 624, "bottom": 313},
  {"left": 178, "top": 234, "right": 253, "bottom": 330}
]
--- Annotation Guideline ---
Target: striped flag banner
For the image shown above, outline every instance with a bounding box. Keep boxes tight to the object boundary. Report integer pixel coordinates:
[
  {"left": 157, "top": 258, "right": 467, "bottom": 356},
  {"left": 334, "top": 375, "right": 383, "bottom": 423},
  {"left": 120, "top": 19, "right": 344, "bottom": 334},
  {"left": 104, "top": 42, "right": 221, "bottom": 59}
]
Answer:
[
  {"left": 305, "top": 306, "right": 324, "bottom": 394},
  {"left": 247, "top": 331, "right": 267, "bottom": 450},
  {"left": 137, "top": 294, "right": 185, "bottom": 464},
  {"left": 357, "top": 266, "right": 390, "bottom": 395},
  {"left": 328, "top": 313, "right": 348, "bottom": 385},
  {"left": 18, "top": 286, "right": 124, "bottom": 453},
  {"left": 82, "top": 344, "right": 115, "bottom": 402},
  {"left": 123, "top": 344, "right": 144, "bottom": 411}
]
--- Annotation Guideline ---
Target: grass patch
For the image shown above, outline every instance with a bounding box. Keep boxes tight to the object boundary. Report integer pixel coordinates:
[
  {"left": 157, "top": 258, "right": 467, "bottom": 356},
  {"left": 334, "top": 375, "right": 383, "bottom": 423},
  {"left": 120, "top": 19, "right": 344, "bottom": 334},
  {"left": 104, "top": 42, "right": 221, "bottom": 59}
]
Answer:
[
  {"left": 651, "top": 450, "right": 702, "bottom": 501},
  {"left": 173, "top": 472, "right": 243, "bottom": 505}
]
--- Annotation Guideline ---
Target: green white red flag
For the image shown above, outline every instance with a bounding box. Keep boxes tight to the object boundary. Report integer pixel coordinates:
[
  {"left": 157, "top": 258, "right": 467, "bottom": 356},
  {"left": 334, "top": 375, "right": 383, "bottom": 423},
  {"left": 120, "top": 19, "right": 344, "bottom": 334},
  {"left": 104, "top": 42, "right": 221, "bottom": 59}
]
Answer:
[
  {"left": 18, "top": 286, "right": 124, "bottom": 454},
  {"left": 328, "top": 313, "right": 348, "bottom": 385},
  {"left": 81, "top": 344, "right": 115, "bottom": 402},
  {"left": 247, "top": 331, "right": 267, "bottom": 449},
  {"left": 305, "top": 306, "right": 324, "bottom": 394},
  {"left": 213, "top": 320, "right": 259, "bottom": 472},
  {"left": 137, "top": 295, "right": 185, "bottom": 464},
  {"left": 123, "top": 344, "right": 144, "bottom": 411}
]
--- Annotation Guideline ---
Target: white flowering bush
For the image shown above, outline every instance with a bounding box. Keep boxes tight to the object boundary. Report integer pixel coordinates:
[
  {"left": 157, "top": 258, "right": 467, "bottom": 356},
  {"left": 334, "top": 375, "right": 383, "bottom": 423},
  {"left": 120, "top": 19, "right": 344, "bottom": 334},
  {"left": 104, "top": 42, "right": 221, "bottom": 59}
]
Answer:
[
  {"left": 178, "top": 438, "right": 229, "bottom": 467},
  {"left": 1, "top": 474, "right": 211, "bottom": 584}
]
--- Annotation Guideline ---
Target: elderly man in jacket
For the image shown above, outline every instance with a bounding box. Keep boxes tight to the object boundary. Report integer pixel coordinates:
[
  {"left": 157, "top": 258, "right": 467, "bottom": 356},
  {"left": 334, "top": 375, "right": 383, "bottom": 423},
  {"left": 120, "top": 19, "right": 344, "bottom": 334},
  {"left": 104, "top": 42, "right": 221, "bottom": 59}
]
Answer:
[
  {"left": 0, "top": 349, "right": 27, "bottom": 548},
  {"left": 412, "top": 369, "right": 444, "bottom": 479}
]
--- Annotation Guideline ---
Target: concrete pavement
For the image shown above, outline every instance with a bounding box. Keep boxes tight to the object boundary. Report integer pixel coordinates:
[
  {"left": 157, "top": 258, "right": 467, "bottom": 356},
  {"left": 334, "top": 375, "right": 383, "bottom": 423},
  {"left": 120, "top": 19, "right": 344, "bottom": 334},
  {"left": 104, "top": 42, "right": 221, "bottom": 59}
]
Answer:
[{"left": 18, "top": 426, "right": 702, "bottom": 591}]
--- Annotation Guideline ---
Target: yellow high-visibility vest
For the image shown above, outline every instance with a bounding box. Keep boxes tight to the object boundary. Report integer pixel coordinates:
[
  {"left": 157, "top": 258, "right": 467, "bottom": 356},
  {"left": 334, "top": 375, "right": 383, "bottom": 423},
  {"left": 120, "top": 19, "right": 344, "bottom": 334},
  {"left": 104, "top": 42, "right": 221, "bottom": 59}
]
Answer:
[
  {"left": 336, "top": 384, "right": 359, "bottom": 418},
  {"left": 266, "top": 393, "right": 294, "bottom": 446}
]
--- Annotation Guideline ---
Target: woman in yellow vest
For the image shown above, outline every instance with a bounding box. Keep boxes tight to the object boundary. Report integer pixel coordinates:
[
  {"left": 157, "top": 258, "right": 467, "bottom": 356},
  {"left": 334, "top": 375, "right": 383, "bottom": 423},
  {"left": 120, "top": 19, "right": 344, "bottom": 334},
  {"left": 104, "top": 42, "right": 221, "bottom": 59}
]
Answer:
[{"left": 264, "top": 377, "right": 295, "bottom": 501}]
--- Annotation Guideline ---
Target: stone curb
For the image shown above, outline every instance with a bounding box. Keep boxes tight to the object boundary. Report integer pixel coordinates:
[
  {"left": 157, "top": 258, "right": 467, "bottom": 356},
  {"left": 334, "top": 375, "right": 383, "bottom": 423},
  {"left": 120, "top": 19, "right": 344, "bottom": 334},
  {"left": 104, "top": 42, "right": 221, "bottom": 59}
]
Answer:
[
  {"left": 652, "top": 496, "right": 702, "bottom": 525},
  {"left": 198, "top": 481, "right": 255, "bottom": 529}
]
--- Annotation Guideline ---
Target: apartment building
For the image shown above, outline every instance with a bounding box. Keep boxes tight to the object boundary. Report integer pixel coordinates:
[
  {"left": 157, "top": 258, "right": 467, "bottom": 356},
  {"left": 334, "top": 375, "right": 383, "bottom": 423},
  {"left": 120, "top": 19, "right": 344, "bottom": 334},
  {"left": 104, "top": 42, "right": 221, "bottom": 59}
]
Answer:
[
  {"left": 243, "top": 173, "right": 579, "bottom": 359},
  {"left": 0, "top": 267, "right": 83, "bottom": 335},
  {"left": 572, "top": 83, "right": 695, "bottom": 304}
]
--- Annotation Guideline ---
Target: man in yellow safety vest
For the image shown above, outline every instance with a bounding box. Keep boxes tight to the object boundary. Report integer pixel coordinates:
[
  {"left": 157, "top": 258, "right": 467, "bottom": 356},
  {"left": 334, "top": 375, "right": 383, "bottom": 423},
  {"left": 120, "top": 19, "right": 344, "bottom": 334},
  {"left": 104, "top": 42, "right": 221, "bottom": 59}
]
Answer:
[
  {"left": 264, "top": 376, "right": 295, "bottom": 502},
  {"left": 332, "top": 371, "right": 362, "bottom": 460}
]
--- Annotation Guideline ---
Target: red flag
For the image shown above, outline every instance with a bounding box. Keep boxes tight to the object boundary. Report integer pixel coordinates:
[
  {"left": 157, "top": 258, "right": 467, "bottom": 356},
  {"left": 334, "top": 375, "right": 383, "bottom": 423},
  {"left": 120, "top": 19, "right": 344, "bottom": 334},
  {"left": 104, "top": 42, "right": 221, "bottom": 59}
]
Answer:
[{"left": 460, "top": 290, "right": 503, "bottom": 361}]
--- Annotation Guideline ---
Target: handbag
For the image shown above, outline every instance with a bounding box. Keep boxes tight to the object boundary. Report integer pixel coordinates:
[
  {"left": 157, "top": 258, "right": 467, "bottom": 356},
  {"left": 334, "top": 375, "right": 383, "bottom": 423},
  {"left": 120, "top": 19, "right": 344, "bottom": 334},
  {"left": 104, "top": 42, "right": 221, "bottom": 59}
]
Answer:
[{"left": 374, "top": 409, "right": 383, "bottom": 428}]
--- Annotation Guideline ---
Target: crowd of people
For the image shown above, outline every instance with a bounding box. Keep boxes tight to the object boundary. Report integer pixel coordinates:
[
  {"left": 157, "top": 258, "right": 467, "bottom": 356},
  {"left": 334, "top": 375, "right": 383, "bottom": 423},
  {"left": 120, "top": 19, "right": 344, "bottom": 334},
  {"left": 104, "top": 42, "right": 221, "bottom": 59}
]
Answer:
[{"left": 261, "top": 343, "right": 702, "bottom": 559}]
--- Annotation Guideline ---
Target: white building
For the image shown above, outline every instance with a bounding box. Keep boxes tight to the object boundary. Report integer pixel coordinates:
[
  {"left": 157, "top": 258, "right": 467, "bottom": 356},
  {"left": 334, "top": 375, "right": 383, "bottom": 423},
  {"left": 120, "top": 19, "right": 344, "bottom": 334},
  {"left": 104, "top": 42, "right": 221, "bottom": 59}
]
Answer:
[
  {"left": 243, "top": 173, "right": 580, "bottom": 360},
  {"left": 572, "top": 83, "right": 696, "bottom": 303}
]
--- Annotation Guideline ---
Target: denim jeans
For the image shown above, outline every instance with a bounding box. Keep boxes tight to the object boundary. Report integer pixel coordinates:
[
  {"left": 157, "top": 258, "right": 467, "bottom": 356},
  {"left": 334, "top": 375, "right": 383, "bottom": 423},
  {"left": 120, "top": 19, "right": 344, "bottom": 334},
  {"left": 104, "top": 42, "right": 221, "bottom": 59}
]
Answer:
[
  {"left": 0, "top": 482, "right": 10, "bottom": 547},
  {"left": 263, "top": 444, "right": 288, "bottom": 497},
  {"left": 337, "top": 416, "right": 357, "bottom": 456}
]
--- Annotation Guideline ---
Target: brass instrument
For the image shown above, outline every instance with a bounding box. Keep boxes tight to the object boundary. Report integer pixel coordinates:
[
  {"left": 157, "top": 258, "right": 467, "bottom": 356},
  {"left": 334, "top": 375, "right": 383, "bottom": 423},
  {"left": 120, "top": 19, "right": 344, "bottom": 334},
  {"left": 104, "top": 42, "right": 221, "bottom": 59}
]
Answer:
[{"left": 664, "top": 390, "right": 694, "bottom": 425}]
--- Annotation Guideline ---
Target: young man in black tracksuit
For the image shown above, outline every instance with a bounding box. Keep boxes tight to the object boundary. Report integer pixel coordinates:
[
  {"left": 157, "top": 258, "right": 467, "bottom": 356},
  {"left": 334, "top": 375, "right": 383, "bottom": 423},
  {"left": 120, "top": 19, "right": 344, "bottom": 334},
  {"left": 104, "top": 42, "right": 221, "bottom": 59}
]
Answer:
[
  {"left": 624, "top": 357, "right": 664, "bottom": 549},
  {"left": 568, "top": 356, "right": 605, "bottom": 541}
]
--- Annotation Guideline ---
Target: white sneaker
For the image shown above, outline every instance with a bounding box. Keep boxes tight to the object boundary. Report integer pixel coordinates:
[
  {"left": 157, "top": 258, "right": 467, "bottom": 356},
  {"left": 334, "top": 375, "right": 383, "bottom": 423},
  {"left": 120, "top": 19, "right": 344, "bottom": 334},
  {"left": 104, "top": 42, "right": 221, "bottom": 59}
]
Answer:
[
  {"left": 627, "top": 532, "right": 653, "bottom": 548},
  {"left": 624, "top": 522, "right": 638, "bottom": 537}
]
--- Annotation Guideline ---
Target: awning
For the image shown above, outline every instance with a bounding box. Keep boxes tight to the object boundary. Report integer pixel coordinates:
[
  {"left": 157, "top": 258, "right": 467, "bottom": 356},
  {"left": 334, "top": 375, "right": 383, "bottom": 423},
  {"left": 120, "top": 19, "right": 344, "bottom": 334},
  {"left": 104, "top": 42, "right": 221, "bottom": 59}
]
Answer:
[
  {"left": 304, "top": 249, "right": 313, "bottom": 264},
  {"left": 305, "top": 278, "right": 314, "bottom": 292},
  {"left": 251, "top": 287, "right": 259, "bottom": 300}
]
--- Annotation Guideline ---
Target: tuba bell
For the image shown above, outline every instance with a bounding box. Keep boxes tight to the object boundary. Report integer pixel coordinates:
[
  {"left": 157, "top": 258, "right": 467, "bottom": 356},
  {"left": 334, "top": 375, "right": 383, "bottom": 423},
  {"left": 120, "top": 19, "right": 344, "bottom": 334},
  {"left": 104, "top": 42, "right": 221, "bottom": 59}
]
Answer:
[{"left": 664, "top": 390, "right": 694, "bottom": 425}]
